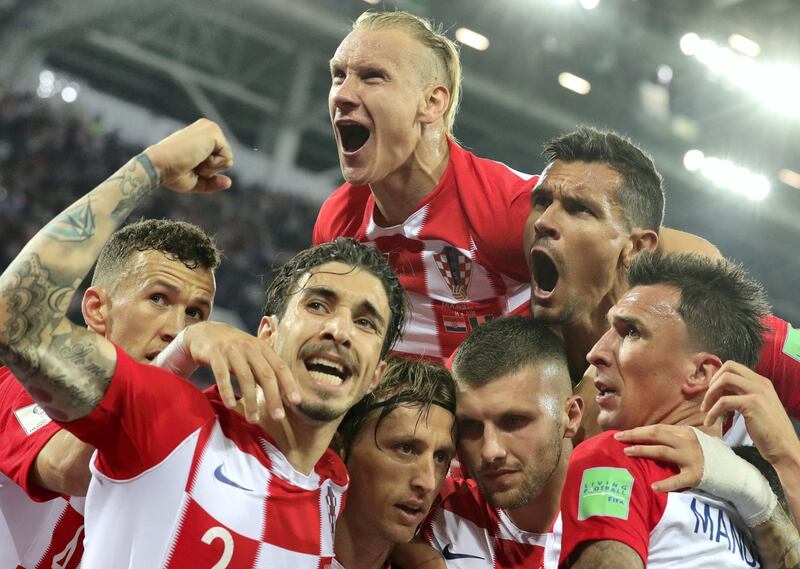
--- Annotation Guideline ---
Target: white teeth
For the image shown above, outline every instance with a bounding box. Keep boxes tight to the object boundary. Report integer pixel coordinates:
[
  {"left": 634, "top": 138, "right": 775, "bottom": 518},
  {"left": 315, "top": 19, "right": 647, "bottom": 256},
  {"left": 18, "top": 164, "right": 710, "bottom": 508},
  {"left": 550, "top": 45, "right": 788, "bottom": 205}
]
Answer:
[
  {"left": 307, "top": 358, "right": 345, "bottom": 374},
  {"left": 308, "top": 370, "right": 343, "bottom": 386}
]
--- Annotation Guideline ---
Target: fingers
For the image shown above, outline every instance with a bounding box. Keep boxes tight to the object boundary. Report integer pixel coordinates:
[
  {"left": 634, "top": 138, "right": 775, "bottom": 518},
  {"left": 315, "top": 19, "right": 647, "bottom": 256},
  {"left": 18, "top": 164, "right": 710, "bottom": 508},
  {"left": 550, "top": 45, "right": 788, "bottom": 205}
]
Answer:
[
  {"left": 622, "top": 444, "right": 678, "bottom": 462},
  {"left": 651, "top": 472, "right": 698, "bottom": 493},
  {"left": 704, "top": 394, "right": 750, "bottom": 427},
  {"left": 226, "top": 349, "right": 259, "bottom": 423},
  {"left": 258, "top": 343, "right": 301, "bottom": 419},
  {"left": 209, "top": 352, "right": 236, "bottom": 409}
]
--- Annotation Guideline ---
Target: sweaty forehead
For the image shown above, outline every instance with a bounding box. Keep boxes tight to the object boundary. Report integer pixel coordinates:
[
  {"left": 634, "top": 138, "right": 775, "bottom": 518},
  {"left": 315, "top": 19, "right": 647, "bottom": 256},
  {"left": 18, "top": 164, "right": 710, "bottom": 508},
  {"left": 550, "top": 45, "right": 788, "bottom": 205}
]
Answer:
[
  {"left": 614, "top": 284, "right": 682, "bottom": 323},
  {"left": 537, "top": 160, "right": 621, "bottom": 198}
]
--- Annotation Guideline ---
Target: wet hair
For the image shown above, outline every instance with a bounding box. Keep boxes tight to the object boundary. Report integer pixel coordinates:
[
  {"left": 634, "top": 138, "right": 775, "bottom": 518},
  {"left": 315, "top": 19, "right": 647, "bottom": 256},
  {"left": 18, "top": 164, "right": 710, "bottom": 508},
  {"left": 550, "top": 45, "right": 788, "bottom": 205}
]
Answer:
[
  {"left": 733, "top": 446, "right": 791, "bottom": 519},
  {"left": 453, "top": 316, "right": 572, "bottom": 388},
  {"left": 92, "top": 219, "right": 220, "bottom": 289},
  {"left": 353, "top": 10, "right": 462, "bottom": 136},
  {"left": 628, "top": 252, "right": 769, "bottom": 369},
  {"left": 262, "top": 237, "right": 408, "bottom": 357},
  {"left": 542, "top": 126, "right": 665, "bottom": 231},
  {"left": 337, "top": 355, "right": 456, "bottom": 462}
]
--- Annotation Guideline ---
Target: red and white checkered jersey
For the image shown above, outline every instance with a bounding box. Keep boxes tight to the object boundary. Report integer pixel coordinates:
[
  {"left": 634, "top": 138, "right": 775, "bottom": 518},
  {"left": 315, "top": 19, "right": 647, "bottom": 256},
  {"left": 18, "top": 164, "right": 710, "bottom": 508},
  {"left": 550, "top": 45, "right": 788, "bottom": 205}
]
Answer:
[
  {"left": 313, "top": 140, "right": 537, "bottom": 362},
  {"left": 559, "top": 431, "right": 761, "bottom": 568},
  {"left": 420, "top": 477, "right": 561, "bottom": 569},
  {"left": 58, "top": 346, "right": 348, "bottom": 568},
  {"left": 0, "top": 367, "right": 85, "bottom": 569}
]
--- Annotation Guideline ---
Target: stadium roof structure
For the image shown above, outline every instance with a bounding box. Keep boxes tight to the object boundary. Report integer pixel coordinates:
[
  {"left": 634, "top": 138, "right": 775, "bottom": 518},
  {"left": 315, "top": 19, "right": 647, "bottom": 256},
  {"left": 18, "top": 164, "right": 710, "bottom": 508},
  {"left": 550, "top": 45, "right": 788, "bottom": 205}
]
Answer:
[{"left": 1, "top": 0, "right": 799, "bottom": 321}]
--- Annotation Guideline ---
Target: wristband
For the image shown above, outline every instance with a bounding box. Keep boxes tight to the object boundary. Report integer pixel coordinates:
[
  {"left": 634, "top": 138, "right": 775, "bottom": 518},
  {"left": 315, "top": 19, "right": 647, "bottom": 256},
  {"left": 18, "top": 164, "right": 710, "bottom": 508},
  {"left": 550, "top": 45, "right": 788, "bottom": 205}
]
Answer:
[
  {"left": 154, "top": 328, "right": 198, "bottom": 378},
  {"left": 691, "top": 427, "right": 777, "bottom": 527}
]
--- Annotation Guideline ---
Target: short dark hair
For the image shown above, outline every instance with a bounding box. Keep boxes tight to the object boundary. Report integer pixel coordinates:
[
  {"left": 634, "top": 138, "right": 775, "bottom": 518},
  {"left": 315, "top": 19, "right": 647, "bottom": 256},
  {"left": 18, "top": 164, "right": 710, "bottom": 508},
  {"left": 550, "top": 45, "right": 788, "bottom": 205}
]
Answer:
[
  {"left": 92, "top": 219, "right": 220, "bottom": 288},
  {"left": 628, "top": 252, "right": 769, "bottom": 368},
  {"left": 263, "top": 238, "right": 408, "bottom": 357},
  {"left": 542, "top": 126, "right": 665, "bottom": 231},
  {"left": 337, "top": 355, "right": 456, "bottom": 462},
  {"left": 453, "top": 316, "right": 571, "bottom": 387}
]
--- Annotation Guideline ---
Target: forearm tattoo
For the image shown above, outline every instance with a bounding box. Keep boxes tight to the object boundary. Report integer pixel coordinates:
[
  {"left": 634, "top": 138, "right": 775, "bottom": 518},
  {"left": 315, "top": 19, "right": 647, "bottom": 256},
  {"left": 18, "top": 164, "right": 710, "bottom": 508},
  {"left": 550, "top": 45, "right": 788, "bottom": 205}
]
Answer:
[
  {"left": 753, "top": 504, "right": 800, "bottom": 569},
  {"left": 110, "top": 154, "right": 159, "bottom": 222},
  {"left": 0, "top": 153, "right": 158, "bottom": 419}
]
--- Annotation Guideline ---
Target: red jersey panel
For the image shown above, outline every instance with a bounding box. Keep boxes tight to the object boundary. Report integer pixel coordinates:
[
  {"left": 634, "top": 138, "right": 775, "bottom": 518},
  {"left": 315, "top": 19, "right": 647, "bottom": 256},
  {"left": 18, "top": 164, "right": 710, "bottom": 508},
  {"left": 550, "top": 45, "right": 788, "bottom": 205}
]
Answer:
[
  {"left": 755, "top": 314, "right": 800, "bottom": 418},
  {"left": 0, "top": 368, "right": 84, "bottom": 569},
  {"left": 421, "top": 477, "right": 561, "bottom": 569},
  {"left": 559, "top": 431, "right": 760, "bottom": 568},
  {"left": 314, "top": 140, "right": 537, "bottom": 361},
  {"left": 58, "top": 346, "right": 348, "bottom": 568}
]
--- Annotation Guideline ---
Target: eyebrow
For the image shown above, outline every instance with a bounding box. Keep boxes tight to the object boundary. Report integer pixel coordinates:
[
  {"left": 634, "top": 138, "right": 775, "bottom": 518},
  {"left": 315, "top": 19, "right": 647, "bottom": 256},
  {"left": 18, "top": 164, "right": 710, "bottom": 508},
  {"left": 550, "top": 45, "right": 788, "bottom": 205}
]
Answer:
[
  {"left": 147, "top": 279, "right": 212, "bottom": 311},
  {"left": 609, "top": 312, "right": 644, "bottom": 330},
  {"left": 304, "top": 286, "right": 387, "bottom": 329}
]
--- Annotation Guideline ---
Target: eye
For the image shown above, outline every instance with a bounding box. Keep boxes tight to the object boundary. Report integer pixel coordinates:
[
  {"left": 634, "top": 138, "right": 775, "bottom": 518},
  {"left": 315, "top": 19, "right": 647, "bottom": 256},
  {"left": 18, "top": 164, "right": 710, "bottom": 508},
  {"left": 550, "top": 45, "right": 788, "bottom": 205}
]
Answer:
[
  {"left": 307, "top": 300, "right": 328, "bottom": 313},
  {"left": 331, "top": 68, "right": 345, "bottom": 83},
  {"left": 624, "top": 325, "right": 640, "bottom": 338},
  {"left": 150, "top": 293, "right": 167, "bottom": 305},
  {"left": 532, "top": 194, "right": 551, "bottom": 208},
  {"left": 355, "top": 317, "right": 378, "bottom": 331},
  {"left": 500, "top": 415, "right": 530, "bottom": 431},
  {"left": 396, "top": 443, "right": 415, "bottom": 456},
  {"left": 457, "top": 418, "right": 483, "bottom": 439},
  {"left": 186, "top": 307, "right": 204, "bottom": 321},
  {"left": 362, "top": 70, "right": 385, "bottom": 82},
  {"left": 434, "top": 450, "right": 452, "bottom": 465}
]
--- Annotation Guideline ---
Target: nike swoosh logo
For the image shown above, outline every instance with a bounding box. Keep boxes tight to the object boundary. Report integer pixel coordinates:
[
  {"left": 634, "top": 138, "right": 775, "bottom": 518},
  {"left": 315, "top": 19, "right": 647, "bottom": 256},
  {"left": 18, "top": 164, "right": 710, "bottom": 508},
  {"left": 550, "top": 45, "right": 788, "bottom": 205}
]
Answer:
[
  {"left": 213, "top": 464, "right": 253, "bottom": 492},
  {"left": 442, "top": 543, "right": 484, "bottom": 560}
]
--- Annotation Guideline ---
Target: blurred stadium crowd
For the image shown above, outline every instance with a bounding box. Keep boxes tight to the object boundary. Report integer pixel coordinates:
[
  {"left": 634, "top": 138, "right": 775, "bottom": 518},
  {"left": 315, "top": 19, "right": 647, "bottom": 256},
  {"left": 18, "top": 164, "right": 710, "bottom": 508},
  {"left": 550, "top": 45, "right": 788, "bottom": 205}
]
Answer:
[{"left": 0, "top": 91, "right": 320, "bottom": 334}]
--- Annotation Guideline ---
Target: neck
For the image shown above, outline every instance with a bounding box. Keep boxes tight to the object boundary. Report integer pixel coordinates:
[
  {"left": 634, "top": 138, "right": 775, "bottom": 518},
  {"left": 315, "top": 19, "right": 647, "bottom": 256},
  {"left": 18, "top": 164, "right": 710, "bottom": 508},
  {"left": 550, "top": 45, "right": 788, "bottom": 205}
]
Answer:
[
  {"left": 335, "top": 511, "right": 393, "bottom": 569},
  {"left": 506, "top": 440, "right": 572, "bottom": 533},
  {"left": 371, "top": 128, "right": 449, "bottom": 226},
  {"left": 664, "top": 405, "right": 722, "bottom": 436},
  {"left": 237, "top": 399, "right": 339, "bottom": 475}
]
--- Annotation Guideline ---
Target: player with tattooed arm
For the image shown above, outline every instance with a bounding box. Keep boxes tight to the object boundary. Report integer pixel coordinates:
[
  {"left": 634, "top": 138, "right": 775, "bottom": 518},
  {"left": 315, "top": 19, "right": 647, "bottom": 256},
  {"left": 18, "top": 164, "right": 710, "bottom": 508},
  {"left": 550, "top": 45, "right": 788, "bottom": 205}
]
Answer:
[{"left": 0, "top": 119, "right": 407, "bottom": 568}]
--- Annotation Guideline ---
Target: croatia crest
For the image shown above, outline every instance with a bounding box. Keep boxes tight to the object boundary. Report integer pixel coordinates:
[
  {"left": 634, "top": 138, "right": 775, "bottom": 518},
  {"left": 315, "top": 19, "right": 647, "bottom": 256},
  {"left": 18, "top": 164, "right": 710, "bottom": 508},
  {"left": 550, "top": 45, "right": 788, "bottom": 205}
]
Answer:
[{"left": 433, "top": 246, "right": 472, "bottom": 301}]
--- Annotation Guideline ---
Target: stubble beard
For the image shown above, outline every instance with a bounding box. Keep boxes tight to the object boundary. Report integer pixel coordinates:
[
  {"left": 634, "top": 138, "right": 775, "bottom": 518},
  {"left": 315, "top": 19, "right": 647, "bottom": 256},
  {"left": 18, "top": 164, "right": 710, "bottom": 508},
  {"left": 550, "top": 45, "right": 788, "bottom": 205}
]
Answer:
[{"left": 479, "top": 435, "right": 564, "bottom": 511}]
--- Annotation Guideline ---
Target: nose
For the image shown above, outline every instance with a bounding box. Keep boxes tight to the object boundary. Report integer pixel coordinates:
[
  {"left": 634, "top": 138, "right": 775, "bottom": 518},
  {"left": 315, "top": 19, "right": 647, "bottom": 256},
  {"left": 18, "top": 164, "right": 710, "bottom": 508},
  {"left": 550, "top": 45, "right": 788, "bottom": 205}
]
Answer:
[
  {"left": 587, "top": 328, "right": 614, "bottom": 369},
  {"left": 330, "top": 74, "right": 359, "bottom": 112},
  {"left": 411, "top": 456, "right": 437, "bottom": 495},
  {"left": 533, "top": 204, "right": 561, "bottom": 240},
  {"left": 480, "top": 424, "right": 506, "bottom": 465},
  {"left": 319, "top": 311, "right": 354, "bottom": 349},
  {"left": 159, "top": 308, "right": 186, "bottom": 344}
]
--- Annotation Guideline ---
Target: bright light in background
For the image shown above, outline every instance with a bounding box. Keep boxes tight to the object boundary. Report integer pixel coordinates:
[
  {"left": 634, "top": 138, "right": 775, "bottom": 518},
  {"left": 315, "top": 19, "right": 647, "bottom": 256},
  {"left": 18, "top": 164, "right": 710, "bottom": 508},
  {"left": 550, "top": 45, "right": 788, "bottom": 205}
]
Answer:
[
  {"left": 61, "top": 85, "right": 78, "bottom": 103},
  {"left": 680, "top": 32, "right": 800, "bottom": 119},
  {"left": 778, "top": 168, "right": 800, "bottom": 190},
  {"left": 455, "top": 27, "right": 490, "bottom": 51},
  {"left": 558, "top": 72, "right": 591, "bottom": 94},
  {"left": 728, "top": 33, "right": 761, "bottom": 57},
  {"left": 683, "top": 149, "right": 705, "bottom": 171},
  {"left": 361, "top": 0, "right": 381, "bottom": 4},
  {"left": 37, "top": 69, "right": 56, "bottom": 98},
  {"left": 684, "top": 149, "right": 770, "bottom": 200},
  {"left": 680, "top": 32, "right": 701, "bottom": 55},
  {"left": 579, "top": 0, "right": 600, "bottom": 9},
  {"left": 657, "top": 64, "right": 673, "bottom": 85}
]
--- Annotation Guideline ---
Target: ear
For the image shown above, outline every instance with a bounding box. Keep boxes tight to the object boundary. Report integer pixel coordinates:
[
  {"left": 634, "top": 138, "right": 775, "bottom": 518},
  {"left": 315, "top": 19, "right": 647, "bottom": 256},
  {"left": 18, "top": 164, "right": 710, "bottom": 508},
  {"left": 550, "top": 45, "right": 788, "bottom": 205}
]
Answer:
[
  {"left": 622, "top": 228, "right": 659, "bottom": 269},
  {"left": 563, "top": 395, "right": 585, "bottom": 440},
  {"left": 366, "top": 359, "right": 388, "bottom": 394},
  {"left": 257, "top": 315, "right": 277, "bottom": 341},
  {"left": 418, "top": 83, "right": 450, "bottom": 126},
  {"left": 681, "top": 352, "right": 722, "bottom": 399},
  {"left": 82, "top": 287, "right": 111, "bottom": 335}
]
